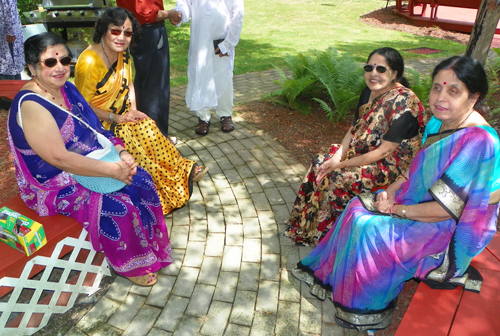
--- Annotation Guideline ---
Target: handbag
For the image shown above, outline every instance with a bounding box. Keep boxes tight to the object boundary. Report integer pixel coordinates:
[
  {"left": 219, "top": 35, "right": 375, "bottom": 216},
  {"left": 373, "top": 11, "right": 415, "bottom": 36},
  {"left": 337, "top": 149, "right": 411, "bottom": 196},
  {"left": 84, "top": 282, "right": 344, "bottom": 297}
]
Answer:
[{"left": 63, "top": 109, "right": 126, "bottom": 193}]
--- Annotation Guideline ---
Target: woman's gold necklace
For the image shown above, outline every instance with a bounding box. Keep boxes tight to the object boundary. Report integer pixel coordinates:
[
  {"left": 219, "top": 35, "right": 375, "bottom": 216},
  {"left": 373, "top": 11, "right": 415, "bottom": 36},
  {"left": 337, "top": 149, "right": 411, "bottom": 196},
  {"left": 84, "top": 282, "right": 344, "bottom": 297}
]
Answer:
[
  {"left": 101, "top": 39, "right": 116, "bottom": 78},
  {"left": 438, "top": 110, "right": 474, "bottom": 140}
]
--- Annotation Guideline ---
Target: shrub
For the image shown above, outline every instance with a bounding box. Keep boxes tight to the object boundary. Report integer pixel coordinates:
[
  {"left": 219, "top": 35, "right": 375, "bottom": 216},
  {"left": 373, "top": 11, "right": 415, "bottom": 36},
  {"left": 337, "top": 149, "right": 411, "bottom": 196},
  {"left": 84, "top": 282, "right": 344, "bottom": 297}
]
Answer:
[
  {"left": 486, "top": 57, "right": 500, "bottom": 116},
  {"left": 269, "top": 47, "right": 366, "bottom": 122},
  {"left": 270, "top": 47, "right": 436, "bottom": 122},
  {"left": 307, "top": 48, "right": 365, "bottom": 121},
  {"left": 405, "top": 67, "right": 431, "bottom": 109}
]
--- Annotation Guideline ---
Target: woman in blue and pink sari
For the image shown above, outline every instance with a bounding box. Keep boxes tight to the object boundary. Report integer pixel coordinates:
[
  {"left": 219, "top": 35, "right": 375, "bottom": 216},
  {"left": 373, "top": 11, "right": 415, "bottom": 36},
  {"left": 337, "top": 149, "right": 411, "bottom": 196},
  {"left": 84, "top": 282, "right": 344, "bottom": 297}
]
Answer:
[
  {"left": 8, "top": 32, "right": 171, "bottom": 287},
  {"left": 292, "top": 56, "right": 500, "bottom": 331}
]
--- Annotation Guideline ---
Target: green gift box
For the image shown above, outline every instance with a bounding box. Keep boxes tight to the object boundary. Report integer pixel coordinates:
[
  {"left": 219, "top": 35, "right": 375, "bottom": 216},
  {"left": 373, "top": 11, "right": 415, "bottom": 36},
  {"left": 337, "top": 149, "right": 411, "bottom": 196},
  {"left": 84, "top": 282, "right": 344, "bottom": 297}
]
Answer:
[{"left": 0, "top": 206, "right": 47, "bottom": 256}]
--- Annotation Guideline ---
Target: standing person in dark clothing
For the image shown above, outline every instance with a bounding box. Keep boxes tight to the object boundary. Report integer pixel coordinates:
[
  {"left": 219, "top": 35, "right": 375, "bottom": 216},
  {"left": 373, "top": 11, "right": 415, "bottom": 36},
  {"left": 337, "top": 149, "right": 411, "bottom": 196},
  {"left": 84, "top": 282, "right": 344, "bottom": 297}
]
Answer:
[{"left": 116, "top": 0, "right": 181, "bottom": 140}]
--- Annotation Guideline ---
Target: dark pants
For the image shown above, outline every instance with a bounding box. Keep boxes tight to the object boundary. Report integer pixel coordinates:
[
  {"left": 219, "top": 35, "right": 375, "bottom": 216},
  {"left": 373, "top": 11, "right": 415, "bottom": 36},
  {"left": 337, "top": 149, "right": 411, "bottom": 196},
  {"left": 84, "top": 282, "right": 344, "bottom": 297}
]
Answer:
[{"left": 130, "top": 23, "right": 170, "bottom": 136}]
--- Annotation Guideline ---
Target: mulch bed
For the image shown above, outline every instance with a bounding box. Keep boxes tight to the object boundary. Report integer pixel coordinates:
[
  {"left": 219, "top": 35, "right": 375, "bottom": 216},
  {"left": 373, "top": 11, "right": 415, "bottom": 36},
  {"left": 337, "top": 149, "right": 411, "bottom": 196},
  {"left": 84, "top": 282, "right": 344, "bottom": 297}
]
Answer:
[
  {"left": 235, "top": 100, "right": 351, "bottom": 167},
  {"left": 0, "top": 108, "right": 18, "bottom": 204},
  {"left": 359, "top": 7, "right": 470, "bottom": 45}
]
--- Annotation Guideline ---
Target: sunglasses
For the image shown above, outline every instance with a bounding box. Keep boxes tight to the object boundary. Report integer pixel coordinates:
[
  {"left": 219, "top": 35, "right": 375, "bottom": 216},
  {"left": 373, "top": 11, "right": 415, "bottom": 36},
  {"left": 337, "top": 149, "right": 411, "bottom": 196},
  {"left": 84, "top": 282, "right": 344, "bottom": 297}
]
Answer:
[
  {"left": 363, "top": 64, "right": 388, "bottom": 73},
  {"left": 108, "top": 28, "right": 133, "bottom": 37},
  {"left": 39, "top": 56, "right": 72, "bottom": 68}
]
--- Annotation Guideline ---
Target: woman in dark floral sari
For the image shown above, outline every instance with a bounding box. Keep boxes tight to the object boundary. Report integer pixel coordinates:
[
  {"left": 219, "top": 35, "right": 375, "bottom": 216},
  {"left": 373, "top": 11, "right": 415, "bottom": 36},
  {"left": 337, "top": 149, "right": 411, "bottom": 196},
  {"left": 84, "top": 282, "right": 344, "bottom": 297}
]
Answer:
[{"left": 284, "top": 47, "right": 430, "bottom": 246}]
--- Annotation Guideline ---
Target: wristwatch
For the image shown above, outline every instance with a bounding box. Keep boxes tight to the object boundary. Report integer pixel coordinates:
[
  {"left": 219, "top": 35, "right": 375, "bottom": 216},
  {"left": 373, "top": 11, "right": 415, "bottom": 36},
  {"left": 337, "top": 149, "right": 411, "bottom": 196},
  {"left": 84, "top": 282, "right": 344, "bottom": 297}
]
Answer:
[{"left": 401, "top": 205, "right": 408, "bottom": 219}]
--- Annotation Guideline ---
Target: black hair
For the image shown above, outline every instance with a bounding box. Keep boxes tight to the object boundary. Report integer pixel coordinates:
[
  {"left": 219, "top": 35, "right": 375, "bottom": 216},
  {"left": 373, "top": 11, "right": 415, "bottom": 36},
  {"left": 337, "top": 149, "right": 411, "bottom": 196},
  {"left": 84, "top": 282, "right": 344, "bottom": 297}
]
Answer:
[
  {"left": 93, "top": 7, "right": 141, "bottom": 46},
  {"left": 431, "top": 56, "right": 489, "bottom": 116},
  {"left": 24, "top": 32, "right": 72, "bottom": 75},
  {"left": 367, "top": 47, "right": 408, "bottom": 87}
]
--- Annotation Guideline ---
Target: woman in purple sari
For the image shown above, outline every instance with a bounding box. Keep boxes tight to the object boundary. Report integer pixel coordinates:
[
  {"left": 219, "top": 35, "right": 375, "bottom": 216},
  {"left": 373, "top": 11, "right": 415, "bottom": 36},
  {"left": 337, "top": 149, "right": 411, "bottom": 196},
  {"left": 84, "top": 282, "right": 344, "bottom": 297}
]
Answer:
[
  {"left": 7, "top": 32, "right": 171, "bottom": 287},
  {"left": 292, "top": 56, "right": 500, "bottom": 331}
]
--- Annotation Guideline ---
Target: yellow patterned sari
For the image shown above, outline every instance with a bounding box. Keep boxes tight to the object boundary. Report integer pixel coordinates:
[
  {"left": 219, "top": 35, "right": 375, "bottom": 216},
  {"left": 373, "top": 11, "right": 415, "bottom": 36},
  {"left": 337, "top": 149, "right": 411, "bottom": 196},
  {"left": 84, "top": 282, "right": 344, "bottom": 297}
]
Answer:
[{"left": 75, "top": 49, "right": 195, "bottom": 215}]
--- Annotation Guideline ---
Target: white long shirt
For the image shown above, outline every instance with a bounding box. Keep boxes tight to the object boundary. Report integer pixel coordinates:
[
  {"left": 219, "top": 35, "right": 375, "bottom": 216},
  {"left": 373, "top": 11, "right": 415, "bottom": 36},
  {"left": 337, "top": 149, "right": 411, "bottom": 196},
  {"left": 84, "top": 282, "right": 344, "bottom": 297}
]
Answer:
[{"left": 175, "top": 0, "right": 244, "bottom": 111}]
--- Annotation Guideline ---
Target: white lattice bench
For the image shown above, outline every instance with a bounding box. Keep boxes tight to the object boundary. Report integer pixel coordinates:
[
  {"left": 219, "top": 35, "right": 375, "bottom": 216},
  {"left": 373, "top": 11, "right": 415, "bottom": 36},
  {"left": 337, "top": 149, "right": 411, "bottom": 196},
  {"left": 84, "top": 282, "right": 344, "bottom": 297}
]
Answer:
[{"left": 0, "top": 196, "right": 110, "bottom": 335}]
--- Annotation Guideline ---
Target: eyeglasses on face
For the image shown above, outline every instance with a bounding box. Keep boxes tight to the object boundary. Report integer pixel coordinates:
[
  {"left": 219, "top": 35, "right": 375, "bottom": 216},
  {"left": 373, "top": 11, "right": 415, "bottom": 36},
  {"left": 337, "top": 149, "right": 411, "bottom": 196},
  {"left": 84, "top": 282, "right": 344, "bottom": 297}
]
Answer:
[
  {"left": 39, "top": 56, "right": 72, "bottom": 68},
  {"left": 108, "top": 28, "right": 133, "bottom": 37},
  {"left": 363, "top": 64, "right": 388, "bottom": 73}
]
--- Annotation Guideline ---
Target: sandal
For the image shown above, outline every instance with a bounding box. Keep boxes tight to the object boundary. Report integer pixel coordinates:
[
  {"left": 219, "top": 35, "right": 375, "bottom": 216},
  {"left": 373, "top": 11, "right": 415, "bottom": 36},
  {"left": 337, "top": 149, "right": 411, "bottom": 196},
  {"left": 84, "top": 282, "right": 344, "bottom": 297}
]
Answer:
[
  {"left": 193, "top": 165, "right": 209, "bottom": 182},
  {"left": 124, "top": 273, "right": 157, "bottom": 287},
  {"left": 195, "top": 119, "right": 210, "bottom": 135},
  {"left": 168, "top": 136, "right": 178, "bottom": 145},
  {"left": 220, "top": 116, "right": 234, "bottom": 132}
]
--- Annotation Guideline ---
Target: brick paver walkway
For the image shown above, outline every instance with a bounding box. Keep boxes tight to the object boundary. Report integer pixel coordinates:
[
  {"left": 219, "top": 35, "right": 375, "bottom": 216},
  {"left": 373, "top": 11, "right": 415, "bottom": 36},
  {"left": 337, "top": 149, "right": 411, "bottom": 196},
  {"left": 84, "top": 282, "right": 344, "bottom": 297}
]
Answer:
[
  {"left": 65, "top": 62, "right": 445, "bottom": 336},
  {"left": 66, "top": 69, "right": 350, "bottom": 336}
]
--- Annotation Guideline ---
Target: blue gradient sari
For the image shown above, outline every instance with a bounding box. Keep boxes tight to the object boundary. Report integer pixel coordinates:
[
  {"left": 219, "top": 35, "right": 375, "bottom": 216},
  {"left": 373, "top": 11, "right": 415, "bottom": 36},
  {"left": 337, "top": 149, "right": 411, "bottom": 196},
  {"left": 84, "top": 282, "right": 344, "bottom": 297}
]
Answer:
[{"left": 295, "top": 123, "right": 500, "bottom": 330}]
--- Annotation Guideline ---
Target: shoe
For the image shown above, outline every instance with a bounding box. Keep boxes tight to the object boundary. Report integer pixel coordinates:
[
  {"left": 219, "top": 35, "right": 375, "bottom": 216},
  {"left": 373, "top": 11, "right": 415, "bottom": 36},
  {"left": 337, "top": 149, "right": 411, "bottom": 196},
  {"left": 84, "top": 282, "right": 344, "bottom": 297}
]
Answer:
[
  {"left": 193, "top": 165, "right": 209, "bottom": 182},
  {"left": 124, "top": 273, "right": 157, "bottom": 287},
  {"left": 310, "top": 283, "right": 327, "bottom": 301},
  {"left": 290, "top": 266, "right": 314, "bottom": 287},
  {"left": 195, "top": 119, "right": 210, "bottom": 135},
  {"left": 168, "top": 136, "right": 178, "bottom": 145},
  {"left": 220, "top": 116, "right": 234, "bottom": 132}
]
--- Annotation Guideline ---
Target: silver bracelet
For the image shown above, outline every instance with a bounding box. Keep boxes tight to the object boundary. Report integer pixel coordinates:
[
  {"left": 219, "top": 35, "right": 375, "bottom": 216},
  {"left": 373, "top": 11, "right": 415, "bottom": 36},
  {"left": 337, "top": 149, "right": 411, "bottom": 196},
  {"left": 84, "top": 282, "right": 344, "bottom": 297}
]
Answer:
[{"left": 109, "top": 113, "right": 114, "bottom": 123}]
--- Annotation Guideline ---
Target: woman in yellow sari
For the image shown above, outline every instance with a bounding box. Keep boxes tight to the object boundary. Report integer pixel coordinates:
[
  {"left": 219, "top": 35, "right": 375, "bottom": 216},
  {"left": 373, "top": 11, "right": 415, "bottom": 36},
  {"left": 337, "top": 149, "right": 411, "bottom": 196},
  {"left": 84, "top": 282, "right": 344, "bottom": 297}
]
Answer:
[{"left": 75, "top": 7, "right": 207, "bottom": 215}]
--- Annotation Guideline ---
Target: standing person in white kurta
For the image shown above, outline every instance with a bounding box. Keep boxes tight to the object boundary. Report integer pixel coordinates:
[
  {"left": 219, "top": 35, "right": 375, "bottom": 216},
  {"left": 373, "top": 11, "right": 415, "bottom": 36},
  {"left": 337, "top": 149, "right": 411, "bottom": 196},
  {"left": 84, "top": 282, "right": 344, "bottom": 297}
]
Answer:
[{"left": 174, "top": 0, "right": 244, "bottom": 135}]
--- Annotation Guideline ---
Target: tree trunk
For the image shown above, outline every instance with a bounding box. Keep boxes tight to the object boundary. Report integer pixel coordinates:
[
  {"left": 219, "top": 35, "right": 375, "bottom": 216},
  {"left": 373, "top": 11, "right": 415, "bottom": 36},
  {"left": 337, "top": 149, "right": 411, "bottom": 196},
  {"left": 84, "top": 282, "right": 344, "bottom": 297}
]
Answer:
[{"left": 465, "top": 0, "right": 500, "bottom": 65}]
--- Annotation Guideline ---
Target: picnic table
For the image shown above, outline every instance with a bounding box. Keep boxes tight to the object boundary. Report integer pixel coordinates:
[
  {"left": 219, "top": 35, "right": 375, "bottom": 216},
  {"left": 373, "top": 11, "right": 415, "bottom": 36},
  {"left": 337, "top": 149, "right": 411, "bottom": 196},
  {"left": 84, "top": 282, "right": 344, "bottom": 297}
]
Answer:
[{"left": 408, "top": 0, "right": 482, "bottom": 20}]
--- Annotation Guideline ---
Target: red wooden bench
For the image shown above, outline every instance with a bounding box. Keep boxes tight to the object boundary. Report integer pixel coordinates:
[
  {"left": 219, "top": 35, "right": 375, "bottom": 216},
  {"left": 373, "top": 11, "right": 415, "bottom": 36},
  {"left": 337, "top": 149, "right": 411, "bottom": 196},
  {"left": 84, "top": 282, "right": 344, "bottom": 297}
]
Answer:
[
  {"left": 395, "top": 233, "right": 500, "bottom": 335},
  {"left": 0, "top": 196, "right": 83, "bottom": 297},
  {"left": 409, "top": 0, "right": 482, "bottom": 20},
  {"left": 0, "top": 195, "right": 111, "bottom": 332},
  {"left": 0, "top": 79, "right": 28, "bottom": 100}
]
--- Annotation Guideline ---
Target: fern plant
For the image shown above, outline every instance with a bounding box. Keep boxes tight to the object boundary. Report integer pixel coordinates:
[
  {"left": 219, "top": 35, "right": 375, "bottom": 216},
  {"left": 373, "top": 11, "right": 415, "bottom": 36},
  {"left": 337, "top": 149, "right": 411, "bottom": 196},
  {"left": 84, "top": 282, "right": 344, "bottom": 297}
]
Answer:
[
  {"left": 405, "top": 67, "right": 431, "bottom": 109},
  {"left": 266, "top": 54, "right": 317, "bottom": 113},
  {"left": 269, "top": 47, "right": 366, "bottom": 122},
  {"left": 485, "top": 57, "right": 500, "bottom": 115},
  {"left": 308, "top": 47, "right": 365, "bottom": 121}
]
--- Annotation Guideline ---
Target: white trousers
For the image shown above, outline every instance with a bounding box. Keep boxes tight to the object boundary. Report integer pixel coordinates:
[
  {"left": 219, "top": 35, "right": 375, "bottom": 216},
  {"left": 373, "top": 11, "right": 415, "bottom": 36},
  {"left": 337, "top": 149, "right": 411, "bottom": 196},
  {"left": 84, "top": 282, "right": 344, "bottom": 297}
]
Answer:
[{"left": 195, "top": 79, "right": 233, "bottom": 122}]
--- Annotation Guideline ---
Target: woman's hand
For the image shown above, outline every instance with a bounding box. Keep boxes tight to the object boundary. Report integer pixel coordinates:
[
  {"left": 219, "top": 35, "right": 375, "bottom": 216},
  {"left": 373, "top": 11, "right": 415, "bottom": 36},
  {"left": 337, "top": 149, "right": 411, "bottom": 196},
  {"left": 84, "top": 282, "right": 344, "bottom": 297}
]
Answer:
[
  {"left": 119, "top": 150, "right": 135, "bottom": 166},
  {"left": 114, "top": 160, "right": 138, "bottom": 185},
  {"left": 117, "top": 149, "right": 138, "bottom": 183},
  {"left": 315, "top": 156, "right": 344, "bottom": 184},
  {"left": 373, "top": 190, "right": 395, "bottom": 213},
  {"left": 117, "top": 110, "right": 147, "bottom": 124}
]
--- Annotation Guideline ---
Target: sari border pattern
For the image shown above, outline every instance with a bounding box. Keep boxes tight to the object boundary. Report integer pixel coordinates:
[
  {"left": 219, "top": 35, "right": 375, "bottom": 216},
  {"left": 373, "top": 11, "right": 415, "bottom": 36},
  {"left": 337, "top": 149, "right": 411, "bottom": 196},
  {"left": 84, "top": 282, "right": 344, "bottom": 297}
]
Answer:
[{"left": 429, "top": 179, "right": 464, "bottom": 222}]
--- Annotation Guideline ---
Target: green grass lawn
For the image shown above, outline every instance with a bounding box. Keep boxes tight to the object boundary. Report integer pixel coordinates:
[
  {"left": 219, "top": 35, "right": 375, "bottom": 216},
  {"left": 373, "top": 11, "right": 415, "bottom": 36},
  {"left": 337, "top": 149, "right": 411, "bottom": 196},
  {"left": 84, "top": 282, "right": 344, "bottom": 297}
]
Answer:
[{"left": 165, "top": 0, "right": 465, "bottom": 87}]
